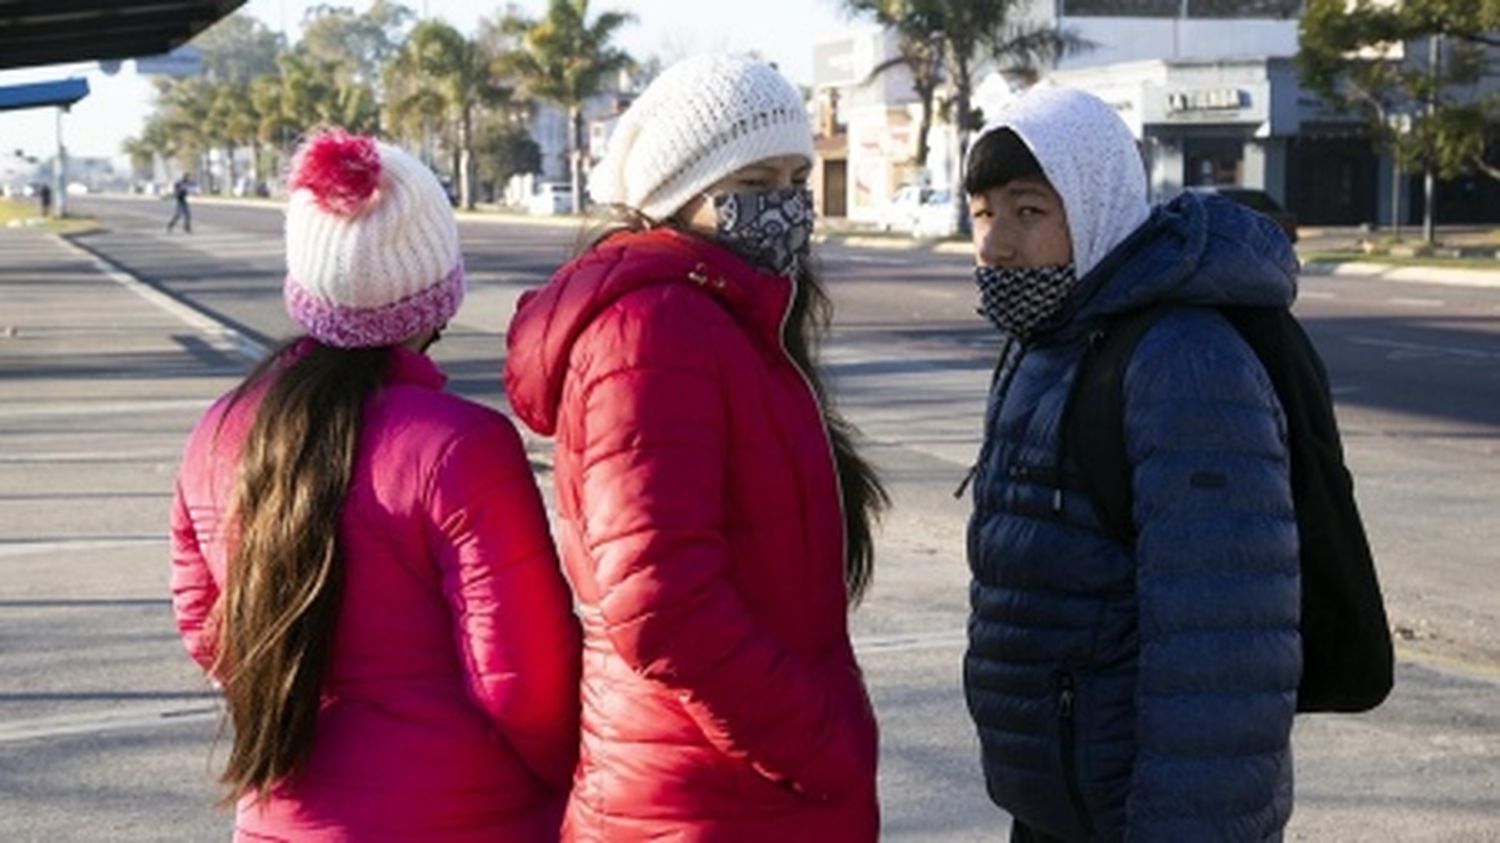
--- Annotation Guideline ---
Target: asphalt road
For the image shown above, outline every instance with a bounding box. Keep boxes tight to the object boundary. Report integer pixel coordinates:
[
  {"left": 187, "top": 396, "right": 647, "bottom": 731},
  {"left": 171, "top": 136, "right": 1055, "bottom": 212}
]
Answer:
[{"left": 2, "top": 195, "right": 1496, "bottom": 841}]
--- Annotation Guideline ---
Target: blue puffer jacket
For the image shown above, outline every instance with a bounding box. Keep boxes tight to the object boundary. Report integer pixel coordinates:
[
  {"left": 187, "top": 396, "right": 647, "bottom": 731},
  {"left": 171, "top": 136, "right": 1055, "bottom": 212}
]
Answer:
[{"left": 965, "top": 191, "right": 1302, "bottom": 842}]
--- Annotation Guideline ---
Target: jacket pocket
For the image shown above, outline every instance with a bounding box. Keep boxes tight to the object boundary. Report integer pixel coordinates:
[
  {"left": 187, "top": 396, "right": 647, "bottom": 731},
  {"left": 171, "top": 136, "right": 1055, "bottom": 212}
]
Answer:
[{"left": 1055, "top": 669, "right": 1095, "bottom": 838}]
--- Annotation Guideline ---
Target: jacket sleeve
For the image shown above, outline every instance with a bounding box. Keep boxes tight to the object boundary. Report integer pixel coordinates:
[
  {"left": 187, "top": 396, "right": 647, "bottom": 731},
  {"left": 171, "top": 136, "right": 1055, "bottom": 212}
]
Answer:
[
  {"left": 169, "top": 476, "right": 220, "bottom": 674},
  {"left": 427, "top": 415, "right": 581, "bottom": 792},
  {"left": 1123, "top": 313, "right": 1301, "bottom": 841},
  {"left": 575, "top": 306, "right": 869, "bottom": 802}
]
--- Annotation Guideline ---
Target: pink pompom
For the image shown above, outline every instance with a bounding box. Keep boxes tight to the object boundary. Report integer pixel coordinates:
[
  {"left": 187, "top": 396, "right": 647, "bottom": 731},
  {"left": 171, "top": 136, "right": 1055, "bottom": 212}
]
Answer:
[{"left": 290, "top": 130, "right": 382, "bottom": 216}]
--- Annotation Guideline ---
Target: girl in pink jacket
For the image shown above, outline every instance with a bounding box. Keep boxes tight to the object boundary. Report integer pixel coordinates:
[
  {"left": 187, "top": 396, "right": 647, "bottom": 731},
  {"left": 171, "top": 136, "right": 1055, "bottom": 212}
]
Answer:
[
  {"left": 504, "top": 56, "right": 887, "bottom": 842},
  {"left": 170, "top": 132, "right": 580, "bottom": 842}
]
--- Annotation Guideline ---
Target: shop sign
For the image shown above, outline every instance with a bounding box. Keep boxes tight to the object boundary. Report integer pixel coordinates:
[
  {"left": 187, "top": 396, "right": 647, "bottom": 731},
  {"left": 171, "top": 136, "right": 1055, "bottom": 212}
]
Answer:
[{"left": 1166, "top": 88, "right": 1244, "bottom": 113}]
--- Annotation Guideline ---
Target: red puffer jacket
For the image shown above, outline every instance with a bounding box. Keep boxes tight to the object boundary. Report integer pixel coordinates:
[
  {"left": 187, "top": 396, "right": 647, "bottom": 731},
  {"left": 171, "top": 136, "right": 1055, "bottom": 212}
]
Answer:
[
  {"left": 505, "top": 227, "right": 880, "bottom": 842},
  {"left": 171, "top": 344, "right": 581, "bottom": 842}
]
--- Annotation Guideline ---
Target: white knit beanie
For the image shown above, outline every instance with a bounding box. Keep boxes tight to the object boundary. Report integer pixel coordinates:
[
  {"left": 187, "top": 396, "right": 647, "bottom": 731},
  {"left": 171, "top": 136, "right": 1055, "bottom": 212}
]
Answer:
[
  {"left": 283, "top": 131, "right": 464, "bottom": 348},
  {"left": 590, "top": 55, "right": 815, "bottom": 222}
]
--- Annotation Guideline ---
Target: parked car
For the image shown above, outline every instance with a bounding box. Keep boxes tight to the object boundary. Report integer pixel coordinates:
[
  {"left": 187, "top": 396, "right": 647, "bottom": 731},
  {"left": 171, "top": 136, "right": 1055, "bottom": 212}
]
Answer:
[
  {"left": 526, "top": 182, "right": 575, "bottom": 215},
  {"left": 879, "top": 185, "right": 957, "bottom": 237},
  {"left": 1188, "top": 186, "right": 1298, "bottom": 243}
]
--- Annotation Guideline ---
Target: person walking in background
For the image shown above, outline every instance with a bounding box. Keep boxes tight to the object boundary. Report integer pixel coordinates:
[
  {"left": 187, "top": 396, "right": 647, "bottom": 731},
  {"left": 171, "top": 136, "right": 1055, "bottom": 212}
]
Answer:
[
  {"left": 504, "top": 55, "right": 887, "bottom": 842},
  {"left": 170, "top": 131, "right": 580, "bottom": 841},
  {"left": 166, "top": 174, "right": 193, "bottom": 233},
  {"left": 960, "top": 87, "right": 1301, "bottom": 841},
  {"left": 36, "top": 183, "right": 51, "bottom": 218}
]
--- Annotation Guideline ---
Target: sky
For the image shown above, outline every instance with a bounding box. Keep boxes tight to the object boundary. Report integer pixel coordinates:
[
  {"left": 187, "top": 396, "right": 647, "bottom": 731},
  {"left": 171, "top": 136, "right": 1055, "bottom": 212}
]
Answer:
[{"left": 0, "top": 0, "right": 865, "bottom": 164}]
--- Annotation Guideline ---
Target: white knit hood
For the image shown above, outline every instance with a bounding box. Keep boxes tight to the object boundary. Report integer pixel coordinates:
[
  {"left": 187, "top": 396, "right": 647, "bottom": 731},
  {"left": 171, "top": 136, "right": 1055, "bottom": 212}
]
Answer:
[{"left": 978, "top": 86, "right": 1151, "bottom": 278}]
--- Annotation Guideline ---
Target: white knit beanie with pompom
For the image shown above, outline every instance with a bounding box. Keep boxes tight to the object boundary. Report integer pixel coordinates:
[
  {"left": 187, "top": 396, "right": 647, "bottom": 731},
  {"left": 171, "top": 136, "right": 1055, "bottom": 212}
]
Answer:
[
  {"left": 282, "top": 130, "right": 463, "bottom": 348},
  {"left": 589, "top": 55, "right": 815, "bottom": 222}
]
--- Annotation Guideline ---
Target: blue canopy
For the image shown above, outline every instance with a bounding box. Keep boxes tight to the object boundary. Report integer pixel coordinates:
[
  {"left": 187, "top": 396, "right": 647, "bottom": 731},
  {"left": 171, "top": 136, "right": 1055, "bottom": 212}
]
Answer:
[{"left": 0, "top": 78, "right": 90, "bottom": 114}]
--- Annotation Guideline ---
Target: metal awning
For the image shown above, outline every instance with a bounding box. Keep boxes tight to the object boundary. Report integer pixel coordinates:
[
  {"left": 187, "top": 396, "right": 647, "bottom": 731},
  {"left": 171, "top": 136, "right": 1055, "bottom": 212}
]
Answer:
[
  {"left": 0, "top": 1, "right": 246, "bottom": 71},
  {"left": 0, "top": 77, "right": 89, "bottom": 113}
]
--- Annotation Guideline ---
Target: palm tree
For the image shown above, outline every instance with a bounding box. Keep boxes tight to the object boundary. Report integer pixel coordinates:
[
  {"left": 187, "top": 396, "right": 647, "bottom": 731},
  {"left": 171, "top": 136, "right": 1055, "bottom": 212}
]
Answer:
[
  {"left": 844, "top": 0, "right": 1089, "bottom": 227},
  {"left": 498, "top": 0, "right": 634, "bottom": 214},
  {"left": 385, "top": 20, "right": 511, "bottom": 209}
]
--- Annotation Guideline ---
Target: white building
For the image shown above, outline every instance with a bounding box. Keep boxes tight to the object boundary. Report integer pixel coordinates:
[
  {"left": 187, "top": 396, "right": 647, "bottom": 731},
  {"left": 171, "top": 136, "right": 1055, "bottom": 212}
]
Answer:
[
  {"left": 811, "top": 26, "right": 962, "bottom": 226},
  {"left": 817, "top": 0, "right": 1500, "bottom": 228}
]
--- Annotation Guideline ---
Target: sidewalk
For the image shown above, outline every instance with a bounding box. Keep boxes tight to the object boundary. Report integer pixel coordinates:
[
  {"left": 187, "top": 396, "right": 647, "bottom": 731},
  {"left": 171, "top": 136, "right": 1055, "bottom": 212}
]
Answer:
[{"left": 0, "top": 228, "right": 238, "bottom": 840}]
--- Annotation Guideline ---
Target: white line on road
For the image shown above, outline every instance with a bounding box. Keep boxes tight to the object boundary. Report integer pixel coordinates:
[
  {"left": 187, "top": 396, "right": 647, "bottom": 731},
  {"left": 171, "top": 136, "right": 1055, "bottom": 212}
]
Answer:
[
  {"left": 0, "top": 628, "right": 968, "bottom": 746},
  {"left": 0, "top": 537, "right": 164, "bottom": 559},
  {"left": 854, "top": 630, "right": 967, "bottom": 654},
  {"left": 0, "top": 449, "right": 180, "bottom": 463},
  {"left": 1300, "top": 290, "right": 1337, "bottom": 301},
  {"left": 838, "top": 254, "right": 911, "bottom": 266},
  {"left": 0, "top": 702, "right": 219, "bottom": 745},
  {"left": 1346, "top": 336, "right": 1499, "bottom": 361},
  {"left": 1385, "top": 297, "right": 1446, "bottom": 308},
  {"left": 913, "top": 288, "right": 961, "bottom": 300},
  {"left": 53, "top": 234, "right": 269, "bottom": 362},
  {"left": 0, "top": 397, "right": 210, "bottom": 420}
]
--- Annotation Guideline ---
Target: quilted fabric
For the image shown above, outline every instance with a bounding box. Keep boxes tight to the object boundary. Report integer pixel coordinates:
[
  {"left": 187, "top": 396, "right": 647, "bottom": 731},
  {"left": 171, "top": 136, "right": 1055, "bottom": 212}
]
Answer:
[
  {"left": 171, "top": 345, "right": 581, "bottom": 841},
  {"left": 966, "top": 192, "right": 1304, "bottom": 841},
  {"left": 505, "top": 226, "right": 879, "bottom": 842}
]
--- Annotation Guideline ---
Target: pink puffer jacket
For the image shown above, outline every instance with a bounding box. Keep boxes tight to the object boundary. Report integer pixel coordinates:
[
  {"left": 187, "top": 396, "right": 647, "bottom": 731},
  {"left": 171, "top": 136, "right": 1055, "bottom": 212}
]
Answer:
[
  {"left": 505, "top": 228, "right": 880, "bottom": 842},
  {"left": 171, "top": 344, "right": 581, "bottom": 842}
]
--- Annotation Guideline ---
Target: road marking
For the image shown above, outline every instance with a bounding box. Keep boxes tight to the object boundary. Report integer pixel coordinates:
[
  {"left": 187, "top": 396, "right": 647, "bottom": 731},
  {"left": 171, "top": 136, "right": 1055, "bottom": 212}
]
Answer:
[
  {"left": 0, "top": 397, "right": 209, "bottom": 420},
  {"left": 1300, "top": 290, "right": 1337, "bottom": 301},
  {"left": 1386, "top": 297, "right": 1446, "bottom": 308},
  {"left": 0, "top": 627, "right": 967, "bottom": 747},
  {"left": 853, "top": 630, "right": 967, "bottom": 654},
  {"left": 0, "top": 701, "right": 219, "bottom": 745},
  {"left": 53, "top": 234, "right": 269, "bottom": 361},
  {"left": 1346, "top": 336, "right": 1498, "bottom": 361},
  {"left": 0, "top": 537, "right": 164, "bottom": 559},
  {"left": 0, "top": 449, "right": 180, "bottom": 463},
  {"left": 837, "top": 254, "right": 910, "bottom": 266}
]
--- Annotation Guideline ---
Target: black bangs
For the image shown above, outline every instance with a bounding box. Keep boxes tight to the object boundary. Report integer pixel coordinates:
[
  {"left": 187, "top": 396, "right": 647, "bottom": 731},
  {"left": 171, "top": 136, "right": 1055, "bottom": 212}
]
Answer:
[{"left": 964, "top": 128, "right": 1044, "bottom": 195}]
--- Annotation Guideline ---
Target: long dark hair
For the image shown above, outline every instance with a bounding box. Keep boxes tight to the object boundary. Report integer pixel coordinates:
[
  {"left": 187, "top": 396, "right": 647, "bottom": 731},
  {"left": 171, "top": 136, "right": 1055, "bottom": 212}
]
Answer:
[
  {"left": 581, "top": 211, "right": 889, "bottom": 604},
  {"left": 212, "top": 339, "right": 389, "bottom": 802}
]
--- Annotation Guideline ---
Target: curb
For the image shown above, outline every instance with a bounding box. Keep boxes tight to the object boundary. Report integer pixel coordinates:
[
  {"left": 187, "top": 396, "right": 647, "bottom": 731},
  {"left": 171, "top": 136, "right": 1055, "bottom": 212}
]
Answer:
[{"left": 1302, "top": 259, "right": 1500, "bottom": 289}]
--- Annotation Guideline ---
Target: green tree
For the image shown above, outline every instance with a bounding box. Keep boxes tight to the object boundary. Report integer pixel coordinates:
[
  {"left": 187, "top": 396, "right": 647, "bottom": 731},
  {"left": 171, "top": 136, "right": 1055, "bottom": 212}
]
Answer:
[
  {"left": 1299, "top": 0, "right": 1500, "bottom": 240},
  {"left": 845, "top": 0, "right": 1088, "bottom": 227},
  {"left": 474, "top": 120, "right": 543, "bottom": 201},
  {"left": 193, "top": 12, "right": 284, "bottom": 84},
  {"left": 498, "top": 0, "right": 635, "bottom": 214},
  {"left": 385, "top": 20, "right": 512, "bottom": 209},
  {"left": 299, "top": 1, "right": 414, "bottom": 92}
]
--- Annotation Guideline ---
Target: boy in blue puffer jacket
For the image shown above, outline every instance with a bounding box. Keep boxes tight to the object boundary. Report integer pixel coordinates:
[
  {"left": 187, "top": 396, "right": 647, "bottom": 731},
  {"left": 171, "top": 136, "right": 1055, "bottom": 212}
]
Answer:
[{"left": 962, "top": 86, "right": 1301, "bottom": 842}]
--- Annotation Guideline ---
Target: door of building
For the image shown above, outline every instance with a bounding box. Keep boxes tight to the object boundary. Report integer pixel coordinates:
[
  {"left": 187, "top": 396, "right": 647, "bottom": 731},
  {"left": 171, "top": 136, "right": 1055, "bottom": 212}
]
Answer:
[{"left": 823, "top": 159, "right": 848, "bottom": 218}]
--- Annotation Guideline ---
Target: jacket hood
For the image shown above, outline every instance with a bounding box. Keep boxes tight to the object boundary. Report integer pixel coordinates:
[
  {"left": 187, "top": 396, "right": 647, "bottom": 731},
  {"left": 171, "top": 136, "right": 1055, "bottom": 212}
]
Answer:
[
  {"left": 980, "top": 86, "right": 1152, "bottom": 278},
  {"left": 504, "top": 226, "right": 792, "bottom": 435},
  {"left": 1065, "top": 190, "right": 1299, "bottom": 328}
]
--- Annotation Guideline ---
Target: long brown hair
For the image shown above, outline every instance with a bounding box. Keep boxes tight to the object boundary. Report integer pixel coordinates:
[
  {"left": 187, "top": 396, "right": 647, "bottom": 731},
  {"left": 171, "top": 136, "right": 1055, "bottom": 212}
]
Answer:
[
  {"left": 213, "top": 339, "right": 389, "bottom": 802},
  {"left": 581, "top": 211, "right": 889, "bottom": 604}
]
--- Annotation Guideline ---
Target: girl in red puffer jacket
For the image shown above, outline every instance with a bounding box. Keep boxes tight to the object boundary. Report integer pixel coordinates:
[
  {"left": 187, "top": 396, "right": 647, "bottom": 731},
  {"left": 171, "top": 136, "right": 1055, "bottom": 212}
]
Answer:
[
  {"left": 504, "top": 55, "right": 887, "bottom": 843},
  {"left": 171, "top": 132, "right": 580, "bottom": 841}
]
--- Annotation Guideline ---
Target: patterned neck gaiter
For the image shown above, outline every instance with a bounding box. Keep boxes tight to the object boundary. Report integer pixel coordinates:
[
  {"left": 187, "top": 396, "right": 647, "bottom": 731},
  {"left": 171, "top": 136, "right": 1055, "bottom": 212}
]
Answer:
[
  {"left": 974, "top": 263, "right": 1080, "bottom": 340},
  {"left": 713, "top": 186, "right": 814, "bottom": 279}
]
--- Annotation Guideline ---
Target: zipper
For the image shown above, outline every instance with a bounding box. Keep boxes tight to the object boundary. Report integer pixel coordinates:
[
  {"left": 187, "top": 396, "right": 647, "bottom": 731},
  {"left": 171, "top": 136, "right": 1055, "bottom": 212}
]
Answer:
[{"left": 1056, "top": 671, "right": 1095, "bottom": 837}]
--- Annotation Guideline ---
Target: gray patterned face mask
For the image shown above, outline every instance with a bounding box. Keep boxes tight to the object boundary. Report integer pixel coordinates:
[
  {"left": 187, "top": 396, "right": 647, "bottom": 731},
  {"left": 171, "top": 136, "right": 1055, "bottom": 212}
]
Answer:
[
  {"left": 974, "top": 263, "right": 1079, "bottom": 339},
  {"left": 713, "top": 187, "right": 814, "bottom": 279}
]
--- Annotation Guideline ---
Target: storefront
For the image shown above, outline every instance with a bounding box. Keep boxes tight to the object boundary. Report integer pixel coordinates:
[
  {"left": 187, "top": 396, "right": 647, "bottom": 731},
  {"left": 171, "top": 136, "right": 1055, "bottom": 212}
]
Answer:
[{"left": 1054, "top": 58, "right": 1391, "bottom": 226}]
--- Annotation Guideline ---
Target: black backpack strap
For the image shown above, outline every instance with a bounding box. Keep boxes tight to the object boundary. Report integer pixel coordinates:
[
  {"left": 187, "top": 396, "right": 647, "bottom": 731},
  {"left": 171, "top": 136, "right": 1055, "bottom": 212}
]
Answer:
[{"left": 1062, "top": 305, "right": 1177, "bottom": 546}]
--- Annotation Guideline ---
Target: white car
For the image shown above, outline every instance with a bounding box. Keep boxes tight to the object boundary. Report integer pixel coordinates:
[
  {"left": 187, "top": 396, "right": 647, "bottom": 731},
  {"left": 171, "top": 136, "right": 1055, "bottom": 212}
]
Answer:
[
  {"left": 879, "top": 185, "right": 958, "bottom": 237},
  {"left": 526, "top": 183, "right": 575, "bottom": 215}
]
